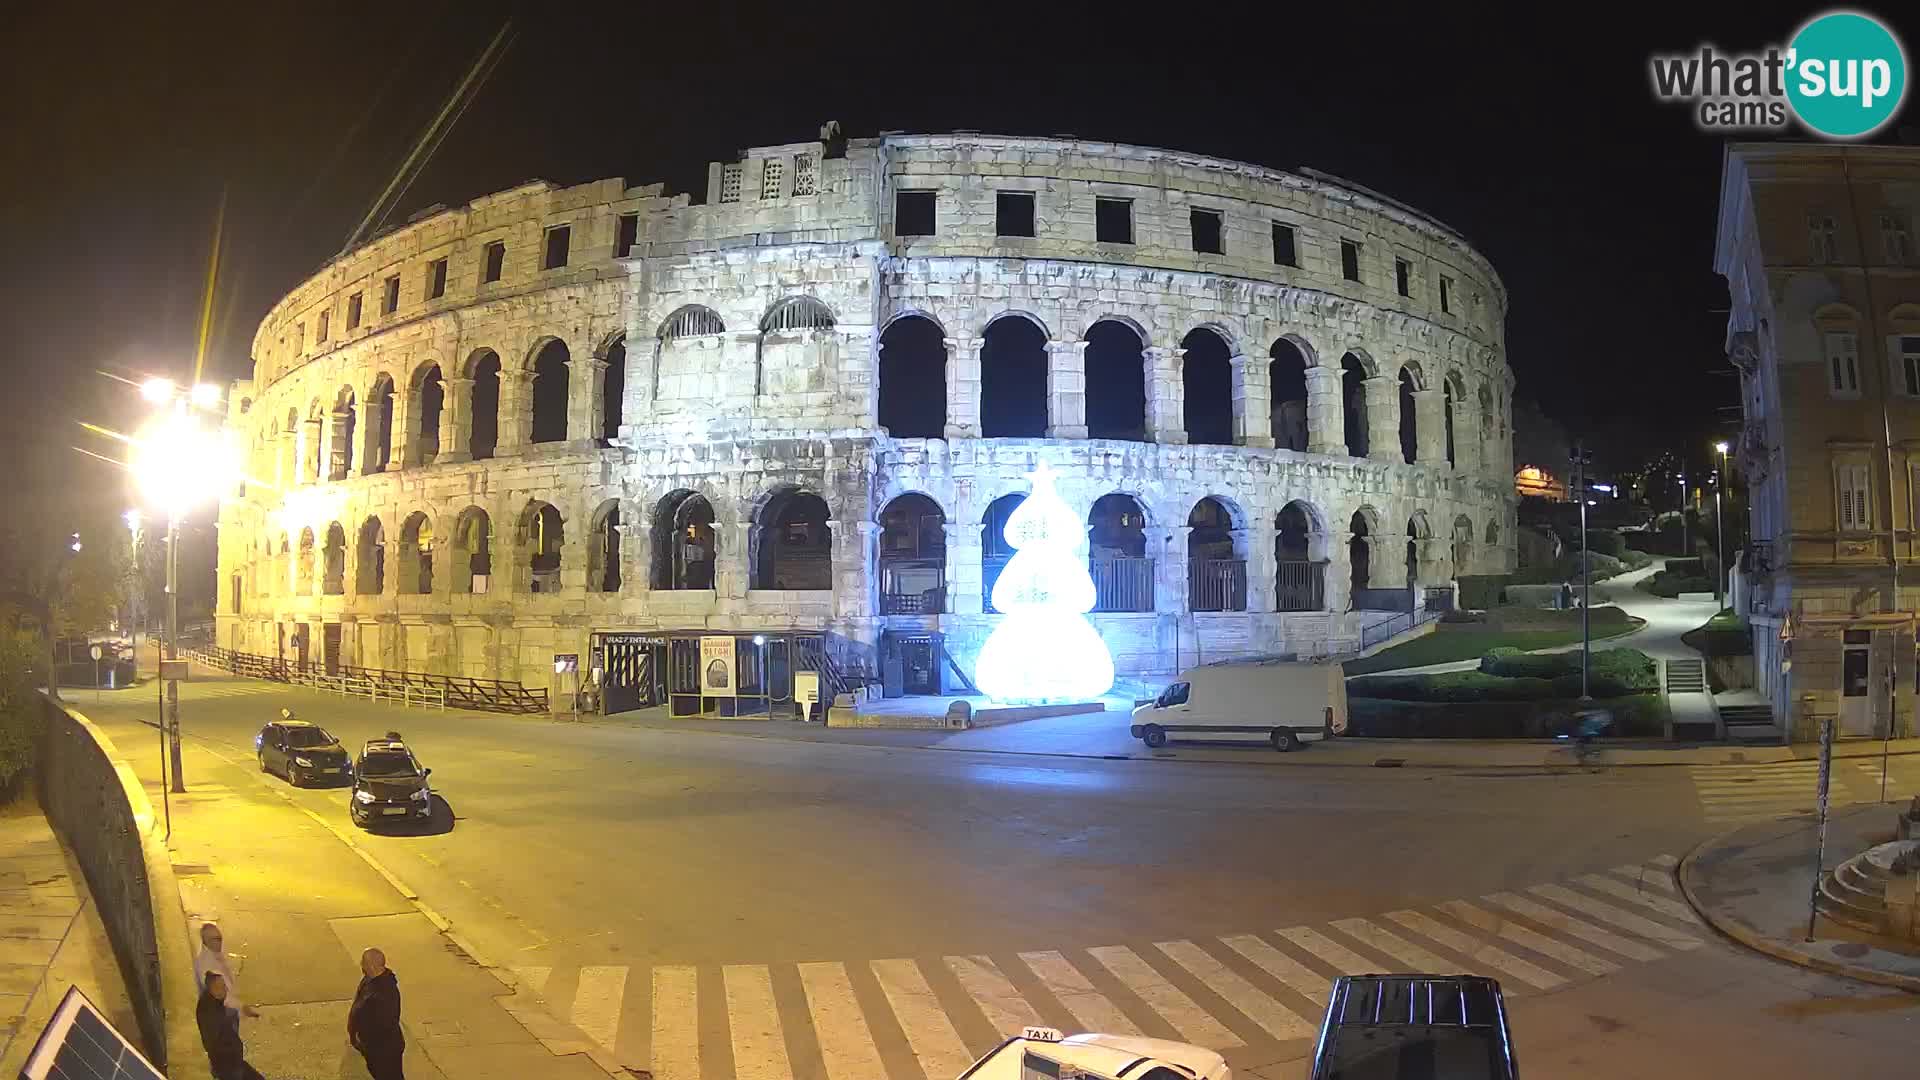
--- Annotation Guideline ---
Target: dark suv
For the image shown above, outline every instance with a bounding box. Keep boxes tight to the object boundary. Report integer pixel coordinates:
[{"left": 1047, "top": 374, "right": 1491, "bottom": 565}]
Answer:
[
  {"left": 255, "top": 717, "right": 352, "bottom": 787},
  {"left": 349, "top": 733, "right": 433, "bottom": 828}
]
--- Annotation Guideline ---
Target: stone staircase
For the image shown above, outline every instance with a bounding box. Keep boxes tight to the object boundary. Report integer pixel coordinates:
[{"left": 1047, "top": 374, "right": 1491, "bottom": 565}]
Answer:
[
  {"left": 1817, "top": 841, "right": 1920, "bottom": 933},
  {"left": 1665, "top": 658, "right": 1708, "bottom": 693},
  {"left": 1720, "top": 703, "right": 1784, "bottom": 745}
]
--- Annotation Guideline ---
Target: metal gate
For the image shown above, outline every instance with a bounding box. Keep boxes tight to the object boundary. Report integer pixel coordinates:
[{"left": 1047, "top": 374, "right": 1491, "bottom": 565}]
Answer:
[
  {"left": 323, "top": 624, "right": 342, "bottom": 675},
  {"left": 597, "top": 633, "right": 659, "bottom": 714}
]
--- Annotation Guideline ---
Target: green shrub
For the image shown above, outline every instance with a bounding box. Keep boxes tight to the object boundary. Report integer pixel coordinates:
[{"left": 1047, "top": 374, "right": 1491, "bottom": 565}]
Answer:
[
  {"left": 1665, "top": 557, "right": 1705, "bottom": 576},
  {"left": 1588, "top": 529, "right": 1625, "bottom": 557},
  {"left": 1344, "top": 692, "right": 1667, "bottom": 738},
  {"left": 1456, "top": 574, "right": 1510, "bottom": 610},
  {"left": 0, "top": 630, "right": 42, "bottom": 801}
]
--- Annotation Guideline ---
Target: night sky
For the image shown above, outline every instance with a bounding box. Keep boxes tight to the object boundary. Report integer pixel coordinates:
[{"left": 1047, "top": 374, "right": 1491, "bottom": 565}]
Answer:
[{"left": 7, "top": 4, "right": 1911, "bottom": 510}]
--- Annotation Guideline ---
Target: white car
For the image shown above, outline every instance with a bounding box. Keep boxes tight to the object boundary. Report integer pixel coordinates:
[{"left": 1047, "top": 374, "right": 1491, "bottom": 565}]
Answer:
[{"left": 959, "top": 1027, "right": 1231, "bottom": 1080}]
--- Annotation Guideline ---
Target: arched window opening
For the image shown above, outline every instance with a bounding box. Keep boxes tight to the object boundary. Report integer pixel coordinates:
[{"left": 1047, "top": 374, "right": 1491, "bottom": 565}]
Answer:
[
  {"left": 877, "top": 316, "right": 947, "bottom": 438},
  {"left": 600, "top": 338, "right": 626, "bottom": 444},
  {"left": 980, "top": 316, "right": 1047, "bottom": 438},
  {"left": 296, "top": 528, "right": 315, "bottom": 593},
  {"left": 329, "top": 390, "right": 356, "bottom": 481},
  {"left": 589, "top": 503, "right": 623, "bottom": 593},
  {"left": 1478, "top": 384, "right": 1494, "bottom": 452},
  {"left": 306, "top": 406, "right": 325, "bottom": 482},
  {"left": 1341, "top": 353, "right": 1369, "bottom": 457},
  {"left": 1276, "top": 502, "right": 1326, "bottom": 611},
  {"left": 1398, "top": 368, "right": 1418, "bottom": 463},
  {"left": 1406, "top": 513, "right": 1432, "bottom": 591},
  {"left": 366, "top": 375, "right": 395, "bottom": 473},
  {"left": 321, "top": 523, "right": 346, "bottom": 595},
  {"left": 1444, "top": 376, "right": 1459, "bottom": 466},
  {"left": 754, "top": 490, "right": 832, "bottom": 591},
  {"left": 526, "top": 503, "right": 564, "bottom": 593},
  {"left": 1485, "top": 520, "right": 1500, "bottom": 547},
  {"left": 755, "top": 298, "right": 837, "bottom": 398},
  {"left": 453, "top": 508, "right": 493, "bottom": 594},
  {"left": 356, "top": 517, "right": 385, "bottom": 595},
  {"left": 1348, "top": 511, "right": 1371, "bottom": 596},
  {"left": 416, "top": 364, "right": 444, "bottom": 464},
  {"left": 399, "top": 513, "right": 434, "bottom": 595},
  {"left": 981, "top": 493, "right": 1026, "bottom": 613},
  {"left": 1181, "top": 328, "right": 1234, "bottom": 446},
  {"left": 1088, "top": 493, "right": 1152, "bottom": 612},
  {"left": 1269, "top": 339, "right": 1309, "bottom": 452},
  {"left": 761, "top": 296, "right": 836, "bottom": 334},
  {"left": 659, "top": 305, "right": 725, "bottom": 341},
  {"left": 879, "top": 493, "right": 946, "bottom": 613},
  {"left": 1187, "top": 497, "right": 1245, "bottom": 612},
  {"left": 651, "top": 491, "right": 716, "bottom": 590},
  {"left": 468, "top": 350, "right": 501, "bottom": 459},
  {"left": 530, "top": 340, "right": 570, "bottom": 444},
  {"left": 1451, "top": 515, "right": 1475, "bottom": 577},
  {"left": 1085, "top": 320, "right": 1147, "bottom": 441},
  {"left": 653, "top": 306, "right": 727, "bottom": 402}
]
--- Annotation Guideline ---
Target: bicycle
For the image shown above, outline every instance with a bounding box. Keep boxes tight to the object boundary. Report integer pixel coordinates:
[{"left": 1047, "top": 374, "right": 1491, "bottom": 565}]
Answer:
[{"left": 1552, "top": 707, "right": 1614, "bottom": 772}]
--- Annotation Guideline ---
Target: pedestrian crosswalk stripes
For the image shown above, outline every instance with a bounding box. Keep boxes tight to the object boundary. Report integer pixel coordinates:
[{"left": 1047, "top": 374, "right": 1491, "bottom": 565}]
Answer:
[
  {"left": 508, "top": 855, "right": 1710, "bottom": 1077},
  {"left": 1688, "top": 759, "right": 1895, "bottom": 824}
]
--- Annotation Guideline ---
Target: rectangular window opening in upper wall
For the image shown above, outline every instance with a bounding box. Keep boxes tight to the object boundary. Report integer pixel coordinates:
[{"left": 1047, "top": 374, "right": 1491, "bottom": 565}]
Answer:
[
  {"left": 316, "top": 309, "right": 330, "bottom": 344},
  {"left": 1439, "top": 276, "right": 1453, "bottom": 314},
  {"left": 544, "top": 225, "right": 571, "bottom": 271},
  {"left": 382, "top": 275, "right": 400, "bottom": 315},
  {"left": 719, "top": 164, "right": 743, "bottom": 204},
  {"left": 616, "top": 214, "right": 639, "bottom": 257},
  {"left": 427, "top": 258, "right": 448, "bottom": 300},
  {"left": 346, "top": 292, "right": 363, "bottom": 330},
  {"left": 1190, "top": 208, "right": 1223, "bottom": 255},
  {"left": 1272, "top": 222, "right": 1297, "bottom": 267},
  {"left": 1096, "top": 197, "right": 1133, "bottom": 244},
  {"left": 1341, "top": 239, "right": 1362, "bottom": 282},
  {"left": 1901, "top": 335, "right": 1920, "bottom": 396},
  {"left": 760, "top": 159, "right": 784, "bottom": 200},
  {"left": 997, "top": 191, "right": 1035, "bottom": 237},
  {"left": 895, "top": 190, "right": 936, "bottom": 237},
  {"left": 1395, "top": 258, "right": 1412, "bottom": 297},
  {"left": 483, "top": 240, "right": 506, "bottom": 283}
]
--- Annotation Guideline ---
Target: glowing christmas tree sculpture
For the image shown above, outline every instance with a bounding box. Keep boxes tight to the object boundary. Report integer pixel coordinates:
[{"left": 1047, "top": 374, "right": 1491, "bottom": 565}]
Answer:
[{"left": 975, "top": 462, "right": 1116, "bottom": 703}]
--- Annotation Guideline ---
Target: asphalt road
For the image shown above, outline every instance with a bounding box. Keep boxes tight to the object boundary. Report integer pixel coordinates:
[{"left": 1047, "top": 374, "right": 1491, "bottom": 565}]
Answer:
[{"left": 76, "top": 675, "right": 1920, "bottom": 1078}]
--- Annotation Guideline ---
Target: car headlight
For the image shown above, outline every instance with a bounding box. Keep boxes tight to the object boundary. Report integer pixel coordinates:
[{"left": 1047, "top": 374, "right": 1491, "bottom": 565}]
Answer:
[
  {"left": 354, "top": 790, "right": 375, "bottom": 804},
  {"left": 294, "top": 757, "right": 313, "bottom": 767},
  {"left": 410, "top": 787, "right": 430, "bottom": 802}
]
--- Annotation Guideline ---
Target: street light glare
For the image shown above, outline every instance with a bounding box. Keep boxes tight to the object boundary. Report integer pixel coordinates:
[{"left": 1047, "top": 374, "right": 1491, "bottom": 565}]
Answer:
[
  {"left": 140, "top": 377, "right": 175, "bottom": 404},
  {"left": 124, "top": 508, "right": 142, "bottom": 533},
  {"left": 130, "top": 408, "right": 239, "bottom": 513},
  {"left": 191, "top": 383, "right": 222, "bottom": 408},
  {"left": 1714, "top": 441, "right": 1730, "bottom": 454}
]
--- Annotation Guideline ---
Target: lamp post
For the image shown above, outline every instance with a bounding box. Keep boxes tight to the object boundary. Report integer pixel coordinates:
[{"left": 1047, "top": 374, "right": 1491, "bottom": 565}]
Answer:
[
  {"left": 1571, "top": 442, "right": 1594, "bottom": 700},
  {"left": 1713, "top": 441, "right": 1730, "bottom": 608}
]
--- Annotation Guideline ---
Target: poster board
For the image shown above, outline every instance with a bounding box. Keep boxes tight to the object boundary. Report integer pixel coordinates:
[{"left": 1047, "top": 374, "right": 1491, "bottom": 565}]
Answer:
[
  {"left": 700, "top": 636, "right": 736, "bottom": 696},
  {"left": 795, "top": 670, "right": 820, "bottom": 710}
]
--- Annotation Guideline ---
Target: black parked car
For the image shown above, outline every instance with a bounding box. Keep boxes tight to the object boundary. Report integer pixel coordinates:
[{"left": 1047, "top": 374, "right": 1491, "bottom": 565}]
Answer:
[
  {"left": 1308, "top": 974, "right": 1518, "bottom": 1080},
  {"left": 349, "top": 733, "right": 433, "bottom": 828},
  {"left": 254, "top": 716, "right": 352, "bottom": 787}
]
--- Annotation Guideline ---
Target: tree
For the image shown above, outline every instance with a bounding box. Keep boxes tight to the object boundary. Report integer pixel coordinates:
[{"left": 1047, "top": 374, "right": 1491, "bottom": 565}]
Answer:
[
  {"left": 0, "top": 501, "right": 130, "bottom": 700},
  {"left": 974, "top": 462, "right": 1115, "bottom": 703}
]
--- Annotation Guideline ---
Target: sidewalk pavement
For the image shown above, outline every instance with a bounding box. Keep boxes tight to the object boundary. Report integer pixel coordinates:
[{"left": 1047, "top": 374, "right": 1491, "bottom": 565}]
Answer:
[
  {"left": 1679, "top": 802, "right": 1920, "bottom": 990},
  {"left": 85, "top": 709, "right": 607, "bottom": 1080},
  {"left": 0, "top": 799, "right": 138, "bottom": 1076}
]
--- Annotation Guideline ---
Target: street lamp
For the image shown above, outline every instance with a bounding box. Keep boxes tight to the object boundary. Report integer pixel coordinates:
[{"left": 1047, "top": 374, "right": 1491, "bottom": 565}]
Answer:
[
  {"left": 1570, "top": 442, "right": 1595, "bottom": 700},
  {"left": 129, "top": 385, "right": 237, "bottom": 793},
  {"left": 1713, "top": 441, "right": 1730, "bottom": 609}
]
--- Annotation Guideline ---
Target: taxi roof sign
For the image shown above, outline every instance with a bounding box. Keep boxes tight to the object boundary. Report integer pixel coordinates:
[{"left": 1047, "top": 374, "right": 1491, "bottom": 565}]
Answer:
[{"left": 1022, "top": 1026, "right": 1063, "bottom": 1042}]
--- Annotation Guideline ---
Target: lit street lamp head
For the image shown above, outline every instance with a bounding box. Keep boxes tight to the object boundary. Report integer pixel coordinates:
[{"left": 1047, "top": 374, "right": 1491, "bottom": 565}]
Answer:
[
  {"left": 139, "top": 377, "right": 174, "bottom": 404},
  {"left": 130, "top": 406, "right": 239, "bottom": 515},
  {"left": 1714, "top": 441, "right": 1730, "bottom": 454}
]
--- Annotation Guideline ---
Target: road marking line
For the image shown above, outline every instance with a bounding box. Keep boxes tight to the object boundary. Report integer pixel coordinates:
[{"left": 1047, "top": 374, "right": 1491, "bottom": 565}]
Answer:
[
  {"left": 571, "top": 965, "right": 626, "bottom": 1051},
  {"left": 946, "top": 956, "right": 1040, "bottom": 1037},
  {"left": 1439, "top": 901, "right": 1618, "bottom": 976},
  {"left": 1087, "top": 945, "right": 1239, "bottom": 1048},
  {"left": 1529, "top": 884, "right": 1702, "bottom": 951},
  {"left": 1275, "top": 926, "right": 1375, "bottom": 975},
  {"left": 723, "top": 964, "right": 792, "bottom": 1080},
  {"left": 1612, "top": 865, "right": 1679, "bottom": 895},
  {"left": 799, "top": 961, "right": 886, "bottom": 1080},
  {"left": 1575, "top": 874, "right": 1705, "bottom": 925},
  {"left": 1328, "top": 918, "right": 1456, "bottom": 977},
  {"left": 510, "top": 964, "right": 551, "bottom": 996},
  {"left": 1154, "top": 940, "right": 1314, "bottom": 1043},
  {"left": 1484, "top": 893, "right": 1665, "bottom": 962},
  {"left": 650, "top": 966, "right": 700, "bottom": 1080},
  {"left": 1383, "top": 911, "right": 1564, "bottom": 991},
  {"left": 872, "top": 958, "right": 974, "bottom": 1080},
  {"left": 1219, "top": 934, "right": 1331, "bottom": 1007},
  {"left": 1018, "top": 950, "right": 1143, "bottom": 1036}
]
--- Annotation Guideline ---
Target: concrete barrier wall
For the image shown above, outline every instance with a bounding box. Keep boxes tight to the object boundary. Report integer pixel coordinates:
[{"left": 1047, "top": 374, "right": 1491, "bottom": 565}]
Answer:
[{"left": 36, "top": 695, "right": 206, "bottom": 1076}]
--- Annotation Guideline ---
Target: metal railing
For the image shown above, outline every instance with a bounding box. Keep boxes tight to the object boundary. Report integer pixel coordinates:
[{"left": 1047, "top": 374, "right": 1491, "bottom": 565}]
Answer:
[
  {"left": 1188, "top": 559, "right": 1247, "bottom": 612},
  {"left": 1274, "top": 560, "right": 1327, "bottom": 612},
  {"left": 879, "top": 559, "right": 945, "bottom": 615},
  {"left": 187, "top": 647, "right": 547, "bottom": 714},
  {"left": 1357, "top": 607, "right": 1443, "bottom": 651},
  {"left": 1092, "top": 557, "right": 1155, "bottom": 613}
]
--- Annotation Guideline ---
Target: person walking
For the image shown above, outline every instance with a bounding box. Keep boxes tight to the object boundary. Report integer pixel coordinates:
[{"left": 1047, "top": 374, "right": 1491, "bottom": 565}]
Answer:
[
  {"left": 348, "top": 947, "right": 406, "bottom": 1080},
  {"left": 193, "top": 923, "right": 259, "bottom": 1027},
  {"left": 197, "top": 973, "right": 266, "bottom": 1080}
]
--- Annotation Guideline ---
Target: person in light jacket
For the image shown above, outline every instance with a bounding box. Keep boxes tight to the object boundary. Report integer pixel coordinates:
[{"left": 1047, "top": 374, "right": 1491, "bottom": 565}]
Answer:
[{"left": 348, "top": 947, "right": 406, "bottom": 1080}]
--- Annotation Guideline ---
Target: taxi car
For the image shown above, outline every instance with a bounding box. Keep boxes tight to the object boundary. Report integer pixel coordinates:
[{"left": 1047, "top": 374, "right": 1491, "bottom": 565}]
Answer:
[
  {"left": 958, "top": 1027, "right": 1230, "bottom": 1080},
  {"left": 348, "top": 732, "right": 434, "bottom": 828}
]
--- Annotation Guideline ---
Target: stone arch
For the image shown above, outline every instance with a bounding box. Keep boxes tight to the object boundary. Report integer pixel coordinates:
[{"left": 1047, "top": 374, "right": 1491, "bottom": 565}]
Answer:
[
  {"left": 451, "top": 506, "right": 493, "bottom": 594},
  {"left": 1269, "top": 337, "right": 1311, "bottom": 451},
  {"left": 398, "top": 511, "right": 434, "bottom": 595},
  {"left": 657, "top": 304, "right": 726, "bottom": 341},
  {"left": 1181, "top": 326, "right": 1234, "bottom": 446},
  {"left": 328, "top": 387, "right": 357, "bottom": 481},
  {"left": 1477, "top": 382, "right": 1495, "bottom": 447},
  {"left": 754, "top": 488, "right": 832, "bottom": 591},
  {"left": 355, "top": 516, "right": 386, "bottom": 595},
  {"left": 980, "top": 492, "right": 1026, "bottom": 613},
  {"left": 364, "top": 373, "right": 396, "bottom": 474},
  {"left": 878, "top": 314, "right": 947, "bottom": 438},
  {"left": 520, "top": 500, "right": 565, "bottom": 593},
  {"left": 1398, "top": 366, "right": 1419, "bottom": 463},
  {"left": 1340, "top": 352, "right": 1371, "bottom": 456},
  {"left": 651, "top": 489, "right": 717, "bottom": 590},
  {"left": 411, "top": 359, "right": 445, "bottom": 464},
  {"left": 1485, "top": 520, "right": 1500, "bottom": 547},
  {"left": 1443, "top": 370, "right": 1465, "bottom": 467},
  {"left": 296, "top": 526, "right": 315, "bottom": 593},
  {"left": 1451, "top": 514, "right": 1475, "bottom": 576},
  {"left": 587, "top": 499, "right": 624, "bottom": 593},
  {"left": 321, "top": 522, "right": 346, "bottom": 595},
  {"left": 980, "top": 313, "right": 1048, "bottom": 437},
  {"left": 880, "top": 308, "right": 946, "bottom": 336},
  {"left": 1406, "top": 510, "right": 1433, "bottom": 587},
  {"left": 757, "top": 297, "right": 838, "bottom": 397},
  {"left": 1188, "top": 495, "right": 1246, "bottom": 612},
  {"left": 878, "top": 493, "right": 947, "bottom": 614},
  {"left": 529, "top": 338, "right": 569, "bottom": 444},
  {"left": 600, "top": 334, "right": 626, "bottom": 444},
  {"left": 1089, "top": 493, "right": 1152, "bottom": 612},
  {"left": 1275, "top": 499, "right": 1330, "bottom": 611},
  {"left": 1348, "top": 509, "right": 1373, "bottom": 595},
  {"left": 1085, "top": 319, "right": 1148, "bottom": 441},
  {"left": 465, "top": 348, "right": 501, "bottom": 459}
]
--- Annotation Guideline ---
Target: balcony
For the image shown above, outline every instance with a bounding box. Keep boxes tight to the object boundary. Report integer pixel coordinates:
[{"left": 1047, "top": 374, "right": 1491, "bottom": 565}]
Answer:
[
  {"left": 1189, "top": 559, "right": 1247, "bottom": 612},
  {"left": 880, "top": 558, "right": 945, "bottom": 615},
  {"left": 1275, "top": 561, "right": 1326, "bottom": 612},
  {"left": 1092, "top": 557, "right": 1155, "bottom": 613}
]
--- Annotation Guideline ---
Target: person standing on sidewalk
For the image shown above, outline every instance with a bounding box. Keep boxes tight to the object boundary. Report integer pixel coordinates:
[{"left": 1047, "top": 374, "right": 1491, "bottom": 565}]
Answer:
[
  {"left": 348, "top": 947, "right": 406, "bottom": 1080},
  {"left": 193, "top": 923, "right": 259, "bottom": 1027},
  {"left": 197, "top": 973, "right": 266, "bottom": 1080}
]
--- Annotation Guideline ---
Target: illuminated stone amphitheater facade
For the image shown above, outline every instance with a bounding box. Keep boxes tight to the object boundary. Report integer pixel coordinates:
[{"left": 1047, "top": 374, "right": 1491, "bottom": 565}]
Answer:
[{"left": 214, "top": 127, "right": 1516, "bottom": 704}]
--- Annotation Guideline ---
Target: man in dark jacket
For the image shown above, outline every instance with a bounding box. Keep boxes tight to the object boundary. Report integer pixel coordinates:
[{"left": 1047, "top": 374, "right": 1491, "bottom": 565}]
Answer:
[
  {"left": 197, "top": 973, "right": 265, "bottom": 1080},
  {"left": 348, "top": 947, "right": 406, "bottom": 1080}
]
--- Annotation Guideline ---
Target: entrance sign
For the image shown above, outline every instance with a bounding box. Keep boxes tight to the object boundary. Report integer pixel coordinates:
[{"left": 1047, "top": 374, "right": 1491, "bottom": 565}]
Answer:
[
  {"left": 553, "top": 653, "right": 579, "bottom": 674},
  {"left": 795, "top": 670, "right": 820, "bottom": 708},
  {"left": 700, "top": 636, "right": 736, "bottom": 696}
]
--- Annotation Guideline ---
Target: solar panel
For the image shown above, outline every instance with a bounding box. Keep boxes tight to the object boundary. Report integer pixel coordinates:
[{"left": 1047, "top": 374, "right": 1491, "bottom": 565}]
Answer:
[{"left": 17, "top": 986, "right": 164, "bottom": 1080}]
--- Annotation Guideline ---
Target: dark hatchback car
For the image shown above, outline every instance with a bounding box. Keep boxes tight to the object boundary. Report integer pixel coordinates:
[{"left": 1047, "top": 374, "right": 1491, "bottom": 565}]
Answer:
[
  {"left": 349, "top": 734, "right": 433, "bottom": 828},
  {"left": 254, "top": 717, "right": 352, "bottom": 787},
  {"left": 1309, "top": 974, "right": 1518, "bottom": 1080}
]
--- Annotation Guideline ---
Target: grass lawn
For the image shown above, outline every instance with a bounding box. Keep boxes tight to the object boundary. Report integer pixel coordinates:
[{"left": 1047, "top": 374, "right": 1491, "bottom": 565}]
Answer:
[{"left": 1344, "top": 608, "right": 1645, "bottom": 675}]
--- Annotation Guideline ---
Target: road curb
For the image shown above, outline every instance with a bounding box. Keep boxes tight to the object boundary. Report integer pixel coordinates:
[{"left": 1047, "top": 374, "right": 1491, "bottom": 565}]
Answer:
[{"left": 1675, "top": 824, "right": 1920, "bottom": 993}]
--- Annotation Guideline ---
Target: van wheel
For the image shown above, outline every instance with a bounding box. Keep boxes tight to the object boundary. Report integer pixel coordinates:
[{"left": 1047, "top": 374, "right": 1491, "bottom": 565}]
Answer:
[
  {"left": 1271, "top": 729, "right": 1300, "bottom": 752},
  {"left": 1142, "top": 725, "right": 1167, "bottom": 749}
]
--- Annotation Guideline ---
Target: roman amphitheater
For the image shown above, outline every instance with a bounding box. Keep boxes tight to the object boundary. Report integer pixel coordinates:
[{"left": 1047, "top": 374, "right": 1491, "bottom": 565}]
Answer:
[{"left": 213, "top": 125, "right": 1516, "bottom": 714}]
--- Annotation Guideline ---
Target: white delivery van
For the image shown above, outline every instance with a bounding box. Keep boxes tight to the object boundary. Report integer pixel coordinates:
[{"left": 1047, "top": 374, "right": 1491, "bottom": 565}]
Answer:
[{"left": 1129, "top": 659, "right": 1347, "bottom": 751}]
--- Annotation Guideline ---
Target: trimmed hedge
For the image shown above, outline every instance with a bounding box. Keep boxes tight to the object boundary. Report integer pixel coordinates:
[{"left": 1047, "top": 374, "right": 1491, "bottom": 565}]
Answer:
[
  {"left": 1346, "top": 693, "right": 1668, "bottom": 738},
  {"left": 1457, "top": 574, "right": 1509, "bottom": 610},
  {"left": 1477, "top": 647, "right": 1659, "bottom": 695}
]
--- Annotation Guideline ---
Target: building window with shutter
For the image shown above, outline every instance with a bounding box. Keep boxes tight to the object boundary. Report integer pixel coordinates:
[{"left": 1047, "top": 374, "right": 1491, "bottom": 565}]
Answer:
[
  {"left": 760, "top": 159, "right": 783, "bottom": 199},
  {"left": 1838, "top": 462, "right": 1872, "bottom": 532},
  {"left": 719, "top": 165, "right": 743, "bottom": 204},
  {"left": 1825, "top": 330, "right": 1860, "bottom": 396},
  {"left": 792, "top": 153, "right": 816, "bottom": 196},
  {"left": 1809, "top": 215, "right": 1838, "bottom": 263},
  {"left": 1900, "top": 335, "right": 1920, "bottom": 396}
]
